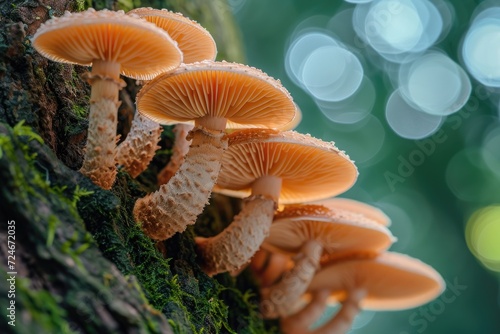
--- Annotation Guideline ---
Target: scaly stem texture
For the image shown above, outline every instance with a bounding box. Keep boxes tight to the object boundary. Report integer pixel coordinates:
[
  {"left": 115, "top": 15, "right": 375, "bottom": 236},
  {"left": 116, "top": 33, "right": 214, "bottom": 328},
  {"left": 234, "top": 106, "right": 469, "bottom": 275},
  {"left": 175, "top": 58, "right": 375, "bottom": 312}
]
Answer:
[
  {"left": 133, "top": 126, "right": 227, "bottom": 240},
  {"left": 80, "top": 61, "right": 123, "bottom": 190},
  {"left": 261, "top": 240, "right": 323, "bottom": 318},
  {"left": 79, "top": 97, "right": 118, "bottom": 190},
  {"left": 281, "top": 289, "right": 330, "bottom": 334},
  {"left": 158, "top": 123, "right": 194, "bottom": 185},
  {"left": 197, "top": 196, "right": 275, "bottom": 276},
  {"left": 116, "top": 112, "right": 162, "bottom": 178}
]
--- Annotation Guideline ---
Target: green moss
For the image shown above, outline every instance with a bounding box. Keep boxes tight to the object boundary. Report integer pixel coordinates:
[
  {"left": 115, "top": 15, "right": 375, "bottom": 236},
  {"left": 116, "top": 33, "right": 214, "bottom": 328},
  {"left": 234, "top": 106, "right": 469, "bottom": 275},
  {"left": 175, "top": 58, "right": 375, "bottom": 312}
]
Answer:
[
  {"left": 73, "top": 0, "right": 91, "bottom": 11},
  {"left": 0, "top": 121, "right": 44, "bottom": 201},
  {"left": 71, "top": 103, "right": 87, "bottom": 118},
  {"left": 34, "top": 66, "right": 46, "bottom": 86},
  {"left": 12, "top": 277, "right": 77, "bottom": 334}
]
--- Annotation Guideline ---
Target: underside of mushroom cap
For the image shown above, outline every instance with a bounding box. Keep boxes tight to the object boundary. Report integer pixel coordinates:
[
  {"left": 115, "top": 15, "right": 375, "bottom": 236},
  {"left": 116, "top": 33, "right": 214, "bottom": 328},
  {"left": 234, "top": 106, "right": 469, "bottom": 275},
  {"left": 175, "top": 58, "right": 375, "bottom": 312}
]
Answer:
[
  {"left": 308, "top": 252, "right": 445, "bottom": 311},
  {"left": 127, "top": 8, "right": 217, "bottom": 63},
  {"left": 261, "top": 204, "right": 394, "bottom": 256},
  {"left": 32, "top": 8, "right": 182, "bottom": 80},
  {"left": 136, "top": 61, "right": 297, "bottom": 129},
  {"left": 313, "top": 198, "right": 391, "bottom": 226},
  {"left": 214, "top": 129, "right": 358, "bottom": 204}
]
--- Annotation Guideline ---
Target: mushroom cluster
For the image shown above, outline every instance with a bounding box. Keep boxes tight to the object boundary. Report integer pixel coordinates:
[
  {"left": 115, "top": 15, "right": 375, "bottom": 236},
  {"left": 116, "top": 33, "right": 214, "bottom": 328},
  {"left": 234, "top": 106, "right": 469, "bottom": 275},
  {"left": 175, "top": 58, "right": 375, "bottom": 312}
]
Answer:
[
  {"left": 254, "top": 200, "right": 445, "bottom": 333},
  {"left": 32, "top": 7, "right": 445, "bottom": 334}
]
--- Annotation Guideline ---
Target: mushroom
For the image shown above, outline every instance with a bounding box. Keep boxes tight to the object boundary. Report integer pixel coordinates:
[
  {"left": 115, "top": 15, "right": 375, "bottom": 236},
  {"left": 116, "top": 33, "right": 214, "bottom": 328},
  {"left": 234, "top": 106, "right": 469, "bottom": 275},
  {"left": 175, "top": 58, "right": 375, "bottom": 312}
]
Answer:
[
  {"left": 195, "top": 129, "right": 358, "bottom": 276},
  {"left": 116, "top": 8, "right": 218, "bottom": 178},
  {"left": 32, "top": 9, "right": 182, "bottom": 189},
  {"left": 287, "top": 252, "right": 445, "bottom": 334},
  {"left": 259, "top": 204, "right": 395, "bottom": 318},
  {"left": 314, "top": 197, "right": 391, "bottom": 226},
  {"left": 126, "top": 8, "right": 217, "bottom": 64},
  {"left": 133, "top": 61, "right": 297, "bottom": 241}
]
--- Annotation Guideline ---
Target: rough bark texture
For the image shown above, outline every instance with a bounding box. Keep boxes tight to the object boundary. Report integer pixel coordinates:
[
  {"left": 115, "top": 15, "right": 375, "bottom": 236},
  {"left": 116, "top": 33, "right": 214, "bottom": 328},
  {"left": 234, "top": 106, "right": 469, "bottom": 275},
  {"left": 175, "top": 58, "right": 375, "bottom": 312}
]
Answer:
[{"left": 0, "top": 1, "right": 276, "bottom": 333}]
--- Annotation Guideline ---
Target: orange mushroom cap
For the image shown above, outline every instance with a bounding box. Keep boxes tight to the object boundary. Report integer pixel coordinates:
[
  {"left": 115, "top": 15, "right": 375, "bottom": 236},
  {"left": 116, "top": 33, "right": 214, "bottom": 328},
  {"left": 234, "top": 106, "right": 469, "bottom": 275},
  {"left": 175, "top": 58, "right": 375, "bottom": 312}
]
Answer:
[
  {"left": 313, "top": 198, "right": 391, "bottom": 226},
  {"left": 214, "top": 129, "right": 358, "bottom": 204},
  {"left": 127, "top": 8, "right": 217, "bottom": 63},
  {"left": 32, "top": 9, "right": 182, "bottom": 80},
  {"left": 262, "top": 204, "right": 395, "bottom": 256},
  {"left": 308, "top": 252, "right": 445, "bottom": 310},
  {"left": 135, "top": 61, "right": 297, "bottom": 129}
]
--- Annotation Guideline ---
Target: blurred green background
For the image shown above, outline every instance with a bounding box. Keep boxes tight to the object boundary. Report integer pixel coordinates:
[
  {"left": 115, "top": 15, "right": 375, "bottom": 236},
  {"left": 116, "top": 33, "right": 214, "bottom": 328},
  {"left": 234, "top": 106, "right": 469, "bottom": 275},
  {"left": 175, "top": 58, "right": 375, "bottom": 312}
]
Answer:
[{"left": 231, "top": 0, "right": 500, "bottom": 333}]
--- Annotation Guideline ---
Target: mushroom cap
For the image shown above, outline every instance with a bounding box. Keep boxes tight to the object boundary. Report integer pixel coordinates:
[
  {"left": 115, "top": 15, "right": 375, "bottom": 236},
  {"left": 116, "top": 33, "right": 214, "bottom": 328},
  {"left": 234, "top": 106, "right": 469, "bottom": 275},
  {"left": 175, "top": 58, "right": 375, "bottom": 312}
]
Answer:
[
  {"left": 307, "top": 252, "right": 445, "bottom": 310},
  {"left": 276, "top": 104, "right": 302, "bottom": 131},
  {"left": 32, "top": 8, "right": 182, "bottom": 80},
  {"left": 135, "top": 61, "right": 297, "bottom": 129},
  {"left": 262, "top": 204, "right": 394, "bottom": 256},
  {"left": 127, "top": 8, "right": 217, "bottom": 63},
  {"left": 313, "top": 198, "right": 391, "bottom": 226},
  {"left": 214, "top": 129, "right": 358, "bottom": 203}
]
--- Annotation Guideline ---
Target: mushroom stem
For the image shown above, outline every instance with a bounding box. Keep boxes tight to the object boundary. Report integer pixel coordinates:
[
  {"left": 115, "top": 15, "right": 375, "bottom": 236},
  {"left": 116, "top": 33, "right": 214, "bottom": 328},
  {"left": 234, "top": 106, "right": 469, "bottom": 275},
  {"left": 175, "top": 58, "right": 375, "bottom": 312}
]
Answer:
[
  {"left": 252, "top": 175, "right": 283, "bottom": 203},
  {"left": 133, "top": 125, "right": 227, "bottom": 240},
  {"left": 196, "top": 195, "right": 276, "bottom": 276},
  {"left": 195, "top": 175, "right": 282, "bottom": 276},
  {"left": 80, "top": 60, "right": 124, "bottom": 190},
  {"left": 280, "top": 289, "right": 330, "bottom": 334},
  {"left": 261, "top": 239, "right": 323, "bottom": 318},
  {"left": 311, "top": 288, "right": 366, "bottom": 334},
  {"left": 157, "top": 123, "right": 194, "bottom": 185},
  {"left": 116, "top": 112, "right": 162, "bottom": 178}
]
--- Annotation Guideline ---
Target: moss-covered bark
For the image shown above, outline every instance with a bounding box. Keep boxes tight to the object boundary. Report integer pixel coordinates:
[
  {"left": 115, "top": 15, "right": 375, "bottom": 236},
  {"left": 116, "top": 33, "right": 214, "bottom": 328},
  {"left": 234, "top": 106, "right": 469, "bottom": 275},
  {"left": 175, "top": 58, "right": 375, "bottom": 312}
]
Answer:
[{"left": 0, "top": 1, "right": 274, "bottom": 333}]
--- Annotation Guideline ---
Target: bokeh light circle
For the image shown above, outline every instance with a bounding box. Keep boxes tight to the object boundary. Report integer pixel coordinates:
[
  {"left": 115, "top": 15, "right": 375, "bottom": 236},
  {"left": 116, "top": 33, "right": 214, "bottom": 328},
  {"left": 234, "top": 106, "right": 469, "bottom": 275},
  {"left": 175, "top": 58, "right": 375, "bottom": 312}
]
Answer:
[
  {"left": 385, "top": 89, "right": 443, "bottom": 139},
  {"left": 285, "top": 32, "right": 338, "bottom": 87},
  {"left": 301, "top": 45, "right": 364, "bottom": 101},
  {"left": 353, "top": 0, "right": 443, "bottom": 63},
  {"left": 466, "top": 205, "right": 500, "bottom": 272},
  {"left": 316, "top": 75, "right": 376, "bottom": 124},
  {"left": 399, "top": 52, "right": 471, "bottom": 116},
  {"left": 462, "top": 13, "right": 500, "bottom": 87}
]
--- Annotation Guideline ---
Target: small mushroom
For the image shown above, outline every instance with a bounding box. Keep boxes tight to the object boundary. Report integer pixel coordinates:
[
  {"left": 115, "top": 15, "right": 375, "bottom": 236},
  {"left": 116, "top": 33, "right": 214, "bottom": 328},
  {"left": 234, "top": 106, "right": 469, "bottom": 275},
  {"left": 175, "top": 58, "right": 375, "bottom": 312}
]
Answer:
[
  {"left": 195, "top": 129, "right": 358, "bottom": 276},
  {"left": 133, "top": 61, "right": 297, "bottom": 241},
  {"left": 32, "top": 9, "right": 182, "bottom": 189},
  {"left": 314, "top": 197, "right": 391, "bottom": 226},
  {"left": 293, "top": 252, "right": 445, "bottom": 334},
  {"left": 126, "top": 8, "right": 217, "bottom": 64},
  {"left": 116, "top": 8, "right": 218, "bottom": 178},
  {"left": 259, "top": 204, "right": 395, "bottom": 318}
]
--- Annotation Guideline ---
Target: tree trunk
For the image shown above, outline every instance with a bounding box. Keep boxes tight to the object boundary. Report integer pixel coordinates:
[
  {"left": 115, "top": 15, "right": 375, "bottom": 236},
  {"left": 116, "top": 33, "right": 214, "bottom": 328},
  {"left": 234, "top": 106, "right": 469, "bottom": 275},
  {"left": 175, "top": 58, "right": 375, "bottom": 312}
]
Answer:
[{"left": 0, "top": 1, "right": 274, "bottom": 333}]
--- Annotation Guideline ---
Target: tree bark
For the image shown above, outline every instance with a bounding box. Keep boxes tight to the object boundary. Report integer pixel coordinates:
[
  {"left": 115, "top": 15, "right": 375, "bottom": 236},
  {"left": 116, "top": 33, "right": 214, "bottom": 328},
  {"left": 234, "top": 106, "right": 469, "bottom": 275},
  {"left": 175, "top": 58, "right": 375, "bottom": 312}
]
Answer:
[{"left": 0, "top": 1, "right": 272, "bottom": 333}]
